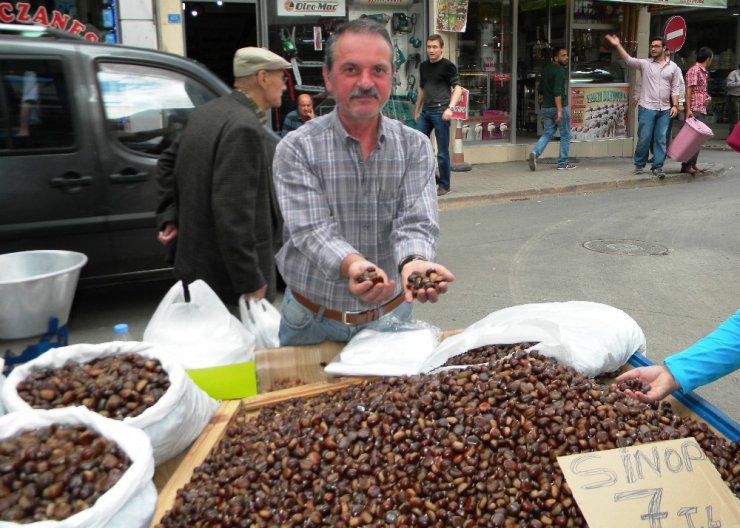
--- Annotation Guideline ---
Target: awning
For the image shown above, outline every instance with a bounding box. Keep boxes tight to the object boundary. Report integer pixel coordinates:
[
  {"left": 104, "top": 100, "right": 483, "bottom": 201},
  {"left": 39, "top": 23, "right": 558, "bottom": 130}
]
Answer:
[{"left": 601, "top": 0, "right": 726, "bottom": 9}]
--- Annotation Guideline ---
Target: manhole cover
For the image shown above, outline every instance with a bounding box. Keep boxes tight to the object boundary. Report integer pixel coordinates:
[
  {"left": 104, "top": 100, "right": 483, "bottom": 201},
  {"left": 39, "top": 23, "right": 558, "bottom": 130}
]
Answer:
[{"left": 583, "top": 239, "right": 669, "bottom": 256}]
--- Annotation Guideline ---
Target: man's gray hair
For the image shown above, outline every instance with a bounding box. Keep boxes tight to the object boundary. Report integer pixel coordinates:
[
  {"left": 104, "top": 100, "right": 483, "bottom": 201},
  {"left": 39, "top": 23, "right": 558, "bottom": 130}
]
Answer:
[{"left": 324, "top": 18, "right": 393, "bottom": 73}]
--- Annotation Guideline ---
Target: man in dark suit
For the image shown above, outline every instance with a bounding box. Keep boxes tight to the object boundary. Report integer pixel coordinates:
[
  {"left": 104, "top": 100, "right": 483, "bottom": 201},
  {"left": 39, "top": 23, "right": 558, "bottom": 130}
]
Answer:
[{"left": 155, "top": 47, "right": 289, "bottom": 305}]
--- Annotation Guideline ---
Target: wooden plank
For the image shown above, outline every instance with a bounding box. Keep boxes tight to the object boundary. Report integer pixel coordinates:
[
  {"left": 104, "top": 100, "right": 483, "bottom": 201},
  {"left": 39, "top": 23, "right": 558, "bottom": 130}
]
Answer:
[{"left": 255, "top": 341, "right": 342, "bottom": 392}]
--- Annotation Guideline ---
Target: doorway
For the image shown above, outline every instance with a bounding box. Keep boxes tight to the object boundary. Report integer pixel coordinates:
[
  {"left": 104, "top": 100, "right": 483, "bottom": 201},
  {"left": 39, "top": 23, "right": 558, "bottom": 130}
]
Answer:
[{"left": 184, "top": 1, "right": 258, "bottom": 87}]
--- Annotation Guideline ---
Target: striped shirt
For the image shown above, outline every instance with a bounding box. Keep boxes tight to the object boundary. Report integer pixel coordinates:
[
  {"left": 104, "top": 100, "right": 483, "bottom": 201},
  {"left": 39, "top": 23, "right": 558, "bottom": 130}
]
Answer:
[
  {"left": 685, "top": 63, "right": 710, "bottom": 114},
  {"left": 626, "top": 56, "right": 681, "bottom": 111},
  {"left": 273, "top": 110, "right": 439, "bottom": 312}
]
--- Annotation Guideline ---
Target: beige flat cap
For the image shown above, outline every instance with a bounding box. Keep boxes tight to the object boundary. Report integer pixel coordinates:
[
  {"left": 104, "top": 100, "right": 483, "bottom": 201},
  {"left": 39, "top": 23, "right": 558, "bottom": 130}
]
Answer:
[{"left": 233, "top": 47, "right": 291, "bottom": 78}]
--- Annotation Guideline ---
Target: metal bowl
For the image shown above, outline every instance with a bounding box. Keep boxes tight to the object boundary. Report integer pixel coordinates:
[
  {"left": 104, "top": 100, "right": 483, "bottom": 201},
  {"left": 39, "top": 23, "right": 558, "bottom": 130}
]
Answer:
[{"left": 0, "top": 250, "right": 87, "bottom": 340}]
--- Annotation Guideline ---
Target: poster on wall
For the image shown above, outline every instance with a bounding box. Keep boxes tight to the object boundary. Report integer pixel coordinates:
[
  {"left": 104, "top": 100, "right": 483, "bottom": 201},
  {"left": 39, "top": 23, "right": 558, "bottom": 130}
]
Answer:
[
  {"left": 278, "top": 0, "right": 346, "bottom": 17},
  {"left": 435, "top": 0, "right": 469, "bottom": 33},
  {"left": 570, "top": 84, "right": 630, "bottom": 140}
]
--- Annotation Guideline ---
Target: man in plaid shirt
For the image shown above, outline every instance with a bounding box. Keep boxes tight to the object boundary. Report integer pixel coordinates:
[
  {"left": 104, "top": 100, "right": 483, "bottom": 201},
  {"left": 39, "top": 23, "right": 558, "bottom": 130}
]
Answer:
[{"left": 682, "top": 47, "right": 714, "bottom": 174}]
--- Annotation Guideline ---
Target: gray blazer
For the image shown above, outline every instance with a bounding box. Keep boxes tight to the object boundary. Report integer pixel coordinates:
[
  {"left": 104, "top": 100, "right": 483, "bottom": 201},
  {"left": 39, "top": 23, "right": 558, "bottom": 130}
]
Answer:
[{"left": 155, "top": 91, "right": 282, "bottom": 304}]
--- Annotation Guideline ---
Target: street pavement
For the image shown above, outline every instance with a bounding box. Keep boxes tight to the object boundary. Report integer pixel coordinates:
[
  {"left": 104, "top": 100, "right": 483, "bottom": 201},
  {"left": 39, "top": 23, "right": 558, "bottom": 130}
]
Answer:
[{"left": 438, "top": 139, "right": 733, "bottom": 208}]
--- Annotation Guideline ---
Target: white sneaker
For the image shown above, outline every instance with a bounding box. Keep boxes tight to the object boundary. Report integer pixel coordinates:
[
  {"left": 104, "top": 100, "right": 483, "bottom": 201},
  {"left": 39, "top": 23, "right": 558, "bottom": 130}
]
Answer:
[{"left": 557, "top": 163, "right": 577, "bottom": 170}]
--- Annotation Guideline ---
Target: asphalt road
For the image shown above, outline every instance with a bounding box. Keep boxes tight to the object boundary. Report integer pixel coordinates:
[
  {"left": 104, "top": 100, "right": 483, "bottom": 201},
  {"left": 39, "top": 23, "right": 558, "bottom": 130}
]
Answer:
[
  {"left": 4, "top": 153, "right": 738, "bottom": 421},
  {"left": 414, "top": 166, "right": 740, "bottom": 421}
]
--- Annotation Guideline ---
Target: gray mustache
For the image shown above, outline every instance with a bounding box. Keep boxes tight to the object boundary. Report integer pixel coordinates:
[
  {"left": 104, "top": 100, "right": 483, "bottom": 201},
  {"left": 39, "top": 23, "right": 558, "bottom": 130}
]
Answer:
[{"left": 350, "top": 87, "right": 380, "bottom": 99}]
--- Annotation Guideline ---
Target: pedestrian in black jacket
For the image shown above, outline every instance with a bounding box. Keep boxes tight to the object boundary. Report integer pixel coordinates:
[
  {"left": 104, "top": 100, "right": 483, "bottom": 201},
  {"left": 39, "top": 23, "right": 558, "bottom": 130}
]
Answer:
[{"left": 155, "top": 47, "right": 289, "bottom": 304}]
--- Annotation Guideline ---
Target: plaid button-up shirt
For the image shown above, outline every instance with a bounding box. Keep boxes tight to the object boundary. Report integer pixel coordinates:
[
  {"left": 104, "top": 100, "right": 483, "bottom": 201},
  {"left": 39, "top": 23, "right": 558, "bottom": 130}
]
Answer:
[
  {"left": 273, "top": 110, "right": 439, "bottom": 312},
  {"left": 686, "top": 63, "right": 710, "bottom": 114}
]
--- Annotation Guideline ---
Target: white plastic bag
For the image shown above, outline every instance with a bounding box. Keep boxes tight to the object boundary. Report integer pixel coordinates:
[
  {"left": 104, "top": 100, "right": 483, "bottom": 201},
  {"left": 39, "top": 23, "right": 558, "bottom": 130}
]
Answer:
[
  {"left": 422, "top": 301, "right": 646, "bottom": 377},
  {"left": 0, "top": 406, "right": 156, "bottom": 528},
  {"left": 239, "top": 297, "right": 280, "bottom": 350},
  {"left": 0, "top": 341, "right": 218, "bottom": 465},
  {"left": 325, "top": 318, "right": 442, "bottom": 376},
  {"left": 144, "top": 280, "right": 256, "bottom": 369},
  {"left": 0, "top": 357, "right": 4, "bottom": 416}
]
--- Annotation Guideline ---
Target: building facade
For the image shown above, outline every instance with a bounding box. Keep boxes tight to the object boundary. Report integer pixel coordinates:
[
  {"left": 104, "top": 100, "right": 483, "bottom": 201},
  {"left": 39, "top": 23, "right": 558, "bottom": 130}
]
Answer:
[{"left": 6, "top": 0, "right": 731, "bottom": 162}]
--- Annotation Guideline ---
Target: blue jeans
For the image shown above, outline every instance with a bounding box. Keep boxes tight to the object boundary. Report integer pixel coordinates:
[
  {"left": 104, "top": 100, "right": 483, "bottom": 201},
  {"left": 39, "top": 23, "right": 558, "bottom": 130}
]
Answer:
[
  {"left": 417, "top": 110, "right": 451, "bottom": 190},
  {"left": 532, "top": 106, "right": 571, "bottom": 167},
  {"left": 279, "top": 288, "right": 413, "bottom": 346},
  {"left": 635, "top": 106, "right": 670, "bottom": 171}
]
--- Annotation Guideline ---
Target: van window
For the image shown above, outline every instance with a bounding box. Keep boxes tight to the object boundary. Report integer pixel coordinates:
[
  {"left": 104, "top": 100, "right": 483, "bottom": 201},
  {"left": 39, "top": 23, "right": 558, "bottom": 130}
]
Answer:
[
  {"left": 0, "top": 59, "right": 74, "bottom": 152},
  {"left": 97, "top": 62, "right": 219, "bottom": 156}
]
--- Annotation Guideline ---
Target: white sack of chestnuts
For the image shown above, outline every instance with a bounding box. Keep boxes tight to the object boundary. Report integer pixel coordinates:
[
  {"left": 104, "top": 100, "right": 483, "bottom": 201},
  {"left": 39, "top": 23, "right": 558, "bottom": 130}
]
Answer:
[
  {"left": 0, "top": 341, "right": 219, "bottom": 465},
  {"left": 423, "top": 301, "right": 646, "bottom": 377},
  {"left": 0, "top": 406, "right": 156, "bottom": 528}
]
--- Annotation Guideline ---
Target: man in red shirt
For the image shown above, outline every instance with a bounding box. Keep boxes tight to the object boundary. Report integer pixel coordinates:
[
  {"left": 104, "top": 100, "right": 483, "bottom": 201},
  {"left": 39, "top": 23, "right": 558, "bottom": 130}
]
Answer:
[{"left": 683, "top": 47, "right": 714, "bottom": 174}]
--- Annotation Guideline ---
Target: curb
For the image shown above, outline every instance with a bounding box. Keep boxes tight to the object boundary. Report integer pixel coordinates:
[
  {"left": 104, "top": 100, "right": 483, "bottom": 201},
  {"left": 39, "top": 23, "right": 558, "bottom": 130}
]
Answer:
[{"left": 438, "top": 164, "right": 728, "bottom": 208}]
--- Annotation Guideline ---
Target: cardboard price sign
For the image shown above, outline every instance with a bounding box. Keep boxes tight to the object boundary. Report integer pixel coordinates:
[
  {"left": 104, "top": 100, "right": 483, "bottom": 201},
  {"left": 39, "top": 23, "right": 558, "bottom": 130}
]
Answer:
[
  {"left": 450, "top": 88, "right": 469, "bottom": 120},
  {"left": 558, "top": 438, "right": 740, "bottom": 528}
]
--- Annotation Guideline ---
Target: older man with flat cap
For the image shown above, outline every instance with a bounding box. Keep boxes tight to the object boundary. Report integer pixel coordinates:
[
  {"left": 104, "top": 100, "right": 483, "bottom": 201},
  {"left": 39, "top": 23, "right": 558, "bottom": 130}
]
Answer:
[{"left": 156, "top": 47, "right": 289, "bottom": 305}]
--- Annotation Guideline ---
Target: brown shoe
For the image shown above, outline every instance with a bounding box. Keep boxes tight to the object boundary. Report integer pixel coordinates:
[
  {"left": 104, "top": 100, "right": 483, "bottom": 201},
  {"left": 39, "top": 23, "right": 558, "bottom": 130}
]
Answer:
[
  {"left": 693, "top": 166, "right": 706, "bottom": 173},
  {"left": 681, "top": 166, "right": 698, "bottom": 174}
]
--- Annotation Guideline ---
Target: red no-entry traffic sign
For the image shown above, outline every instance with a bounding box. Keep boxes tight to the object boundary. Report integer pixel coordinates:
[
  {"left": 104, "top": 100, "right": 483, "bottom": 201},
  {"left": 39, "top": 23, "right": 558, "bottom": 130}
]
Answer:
[{"left": 663, "top": 16, "right": 687, "bottom": 53}]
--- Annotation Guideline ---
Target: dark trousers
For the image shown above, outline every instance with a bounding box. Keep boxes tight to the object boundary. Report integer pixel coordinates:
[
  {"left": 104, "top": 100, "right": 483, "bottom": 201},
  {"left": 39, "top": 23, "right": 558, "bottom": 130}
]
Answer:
[{"left": 728, "top": 95, "right": 740, "bottom": 133}]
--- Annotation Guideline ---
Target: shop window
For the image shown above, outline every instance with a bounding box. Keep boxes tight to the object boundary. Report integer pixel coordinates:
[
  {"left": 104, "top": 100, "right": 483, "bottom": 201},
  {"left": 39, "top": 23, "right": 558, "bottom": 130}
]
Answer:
[
  {"left": 96, "top": 62, "right": 219, "bottom": 156},
  {"left": 266, "top": 1, "right": 426, "bottom": 132},
  {"left": 457, "top": 0, "right": 514, "bottom": 142},
  {"left": 570, "top": 0, "right": 628, "bottom": 141},
  {"left": 0, "top": 58, "right": 74, "bottom": 152}
]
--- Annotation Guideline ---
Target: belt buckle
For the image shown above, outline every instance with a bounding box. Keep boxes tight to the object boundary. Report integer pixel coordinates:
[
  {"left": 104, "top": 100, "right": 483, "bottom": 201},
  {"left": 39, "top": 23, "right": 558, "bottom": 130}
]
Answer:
[{"left": 341, "top": 307, "right": 378, "bottom": 325}]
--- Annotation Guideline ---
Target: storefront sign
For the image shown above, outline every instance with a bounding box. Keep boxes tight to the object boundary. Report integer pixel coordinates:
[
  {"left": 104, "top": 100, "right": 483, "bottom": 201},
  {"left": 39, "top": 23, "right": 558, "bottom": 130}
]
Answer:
[
  {"left": 663, "top": 16, "right": 687, "bottom": 53},
  {"left": 601, "top": 0, "right": 725, "bottom": 9},
  {"left": 558, "top": 439, "right": 740, "bottom": 528},
  {"left": 570, "top": 84, "right": 630, "bottom": 140},
  {"left": 450, "top": 88, "right": 469, "bottom": 120},
  {"left": 277, "top": 0, "right": 346, "bottom": 17},
  {"left": 167, "top": 14, "right": 182, "bottom": 24},
  {"left": 0, "top": 2, "right": 100, "bottom": 40},
  {"left": 435, "top": 0, "right": 469, "bottom": 33}
]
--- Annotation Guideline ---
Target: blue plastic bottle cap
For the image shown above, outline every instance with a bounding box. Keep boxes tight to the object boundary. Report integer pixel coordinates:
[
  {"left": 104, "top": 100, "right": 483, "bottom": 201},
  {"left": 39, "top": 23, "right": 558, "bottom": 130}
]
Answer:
[{"left": 114, "top": 323, "right": 129, "bottom": 334}]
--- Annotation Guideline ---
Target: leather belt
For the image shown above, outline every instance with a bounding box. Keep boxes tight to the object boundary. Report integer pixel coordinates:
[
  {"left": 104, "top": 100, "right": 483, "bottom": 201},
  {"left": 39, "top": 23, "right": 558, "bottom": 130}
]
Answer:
[{"left": 292, "top": 290, "right": 405, "bottom": 325}]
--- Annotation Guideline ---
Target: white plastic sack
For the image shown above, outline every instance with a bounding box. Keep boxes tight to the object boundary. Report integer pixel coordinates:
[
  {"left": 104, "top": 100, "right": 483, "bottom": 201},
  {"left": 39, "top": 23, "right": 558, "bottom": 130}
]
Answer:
[
  {"left": 0, "top": 406, "right": 156, "bottom": 528},
  {"left": 0, "top": 341, "right": 218, "bottom": 465},
  {"left": 239, "top": 297, "right": 280, "bottom": 350},
  {"left": 422, "top": 301, "right": 646, "bottom": 377},
  {"left": 144, "top": 280, "right": 256, "bottom": 369},
  {"left": 0, "top": 357, "right": 4, "bottom": 416},
  {"left": 325, "top": 318, "right": 442, "bottom": 376}
]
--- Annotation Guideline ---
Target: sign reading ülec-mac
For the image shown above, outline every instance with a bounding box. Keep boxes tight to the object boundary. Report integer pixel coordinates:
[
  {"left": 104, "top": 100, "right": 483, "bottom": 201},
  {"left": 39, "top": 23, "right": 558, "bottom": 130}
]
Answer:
[
  {"left": 277, "top": 0, "right": 346, "bottom": 17},
  {"left": 0, "top": 2, "right": 101, "bottom": 41}
]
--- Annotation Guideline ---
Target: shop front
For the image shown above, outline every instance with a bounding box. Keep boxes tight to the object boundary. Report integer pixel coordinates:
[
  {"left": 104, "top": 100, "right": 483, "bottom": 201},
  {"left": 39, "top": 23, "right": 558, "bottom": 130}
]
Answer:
[
  {"left": 157, "top": 0, "right": 729, "bottom": 162},
  {"left": 456, "top": 0, "right": 643, "bottom": 164},
  {"left": 648, "top": 0, "right": 737, "bottom": 139}
]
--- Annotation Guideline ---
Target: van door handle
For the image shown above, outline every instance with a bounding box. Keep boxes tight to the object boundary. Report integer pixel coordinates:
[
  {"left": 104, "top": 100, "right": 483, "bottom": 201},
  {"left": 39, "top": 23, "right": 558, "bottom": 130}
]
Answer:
[
  {"left": 109, "top": 171, "right": 149, "bottom": 183},
  {"left": 50, "top": 173, "right": 93, "bottom": 188}
]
